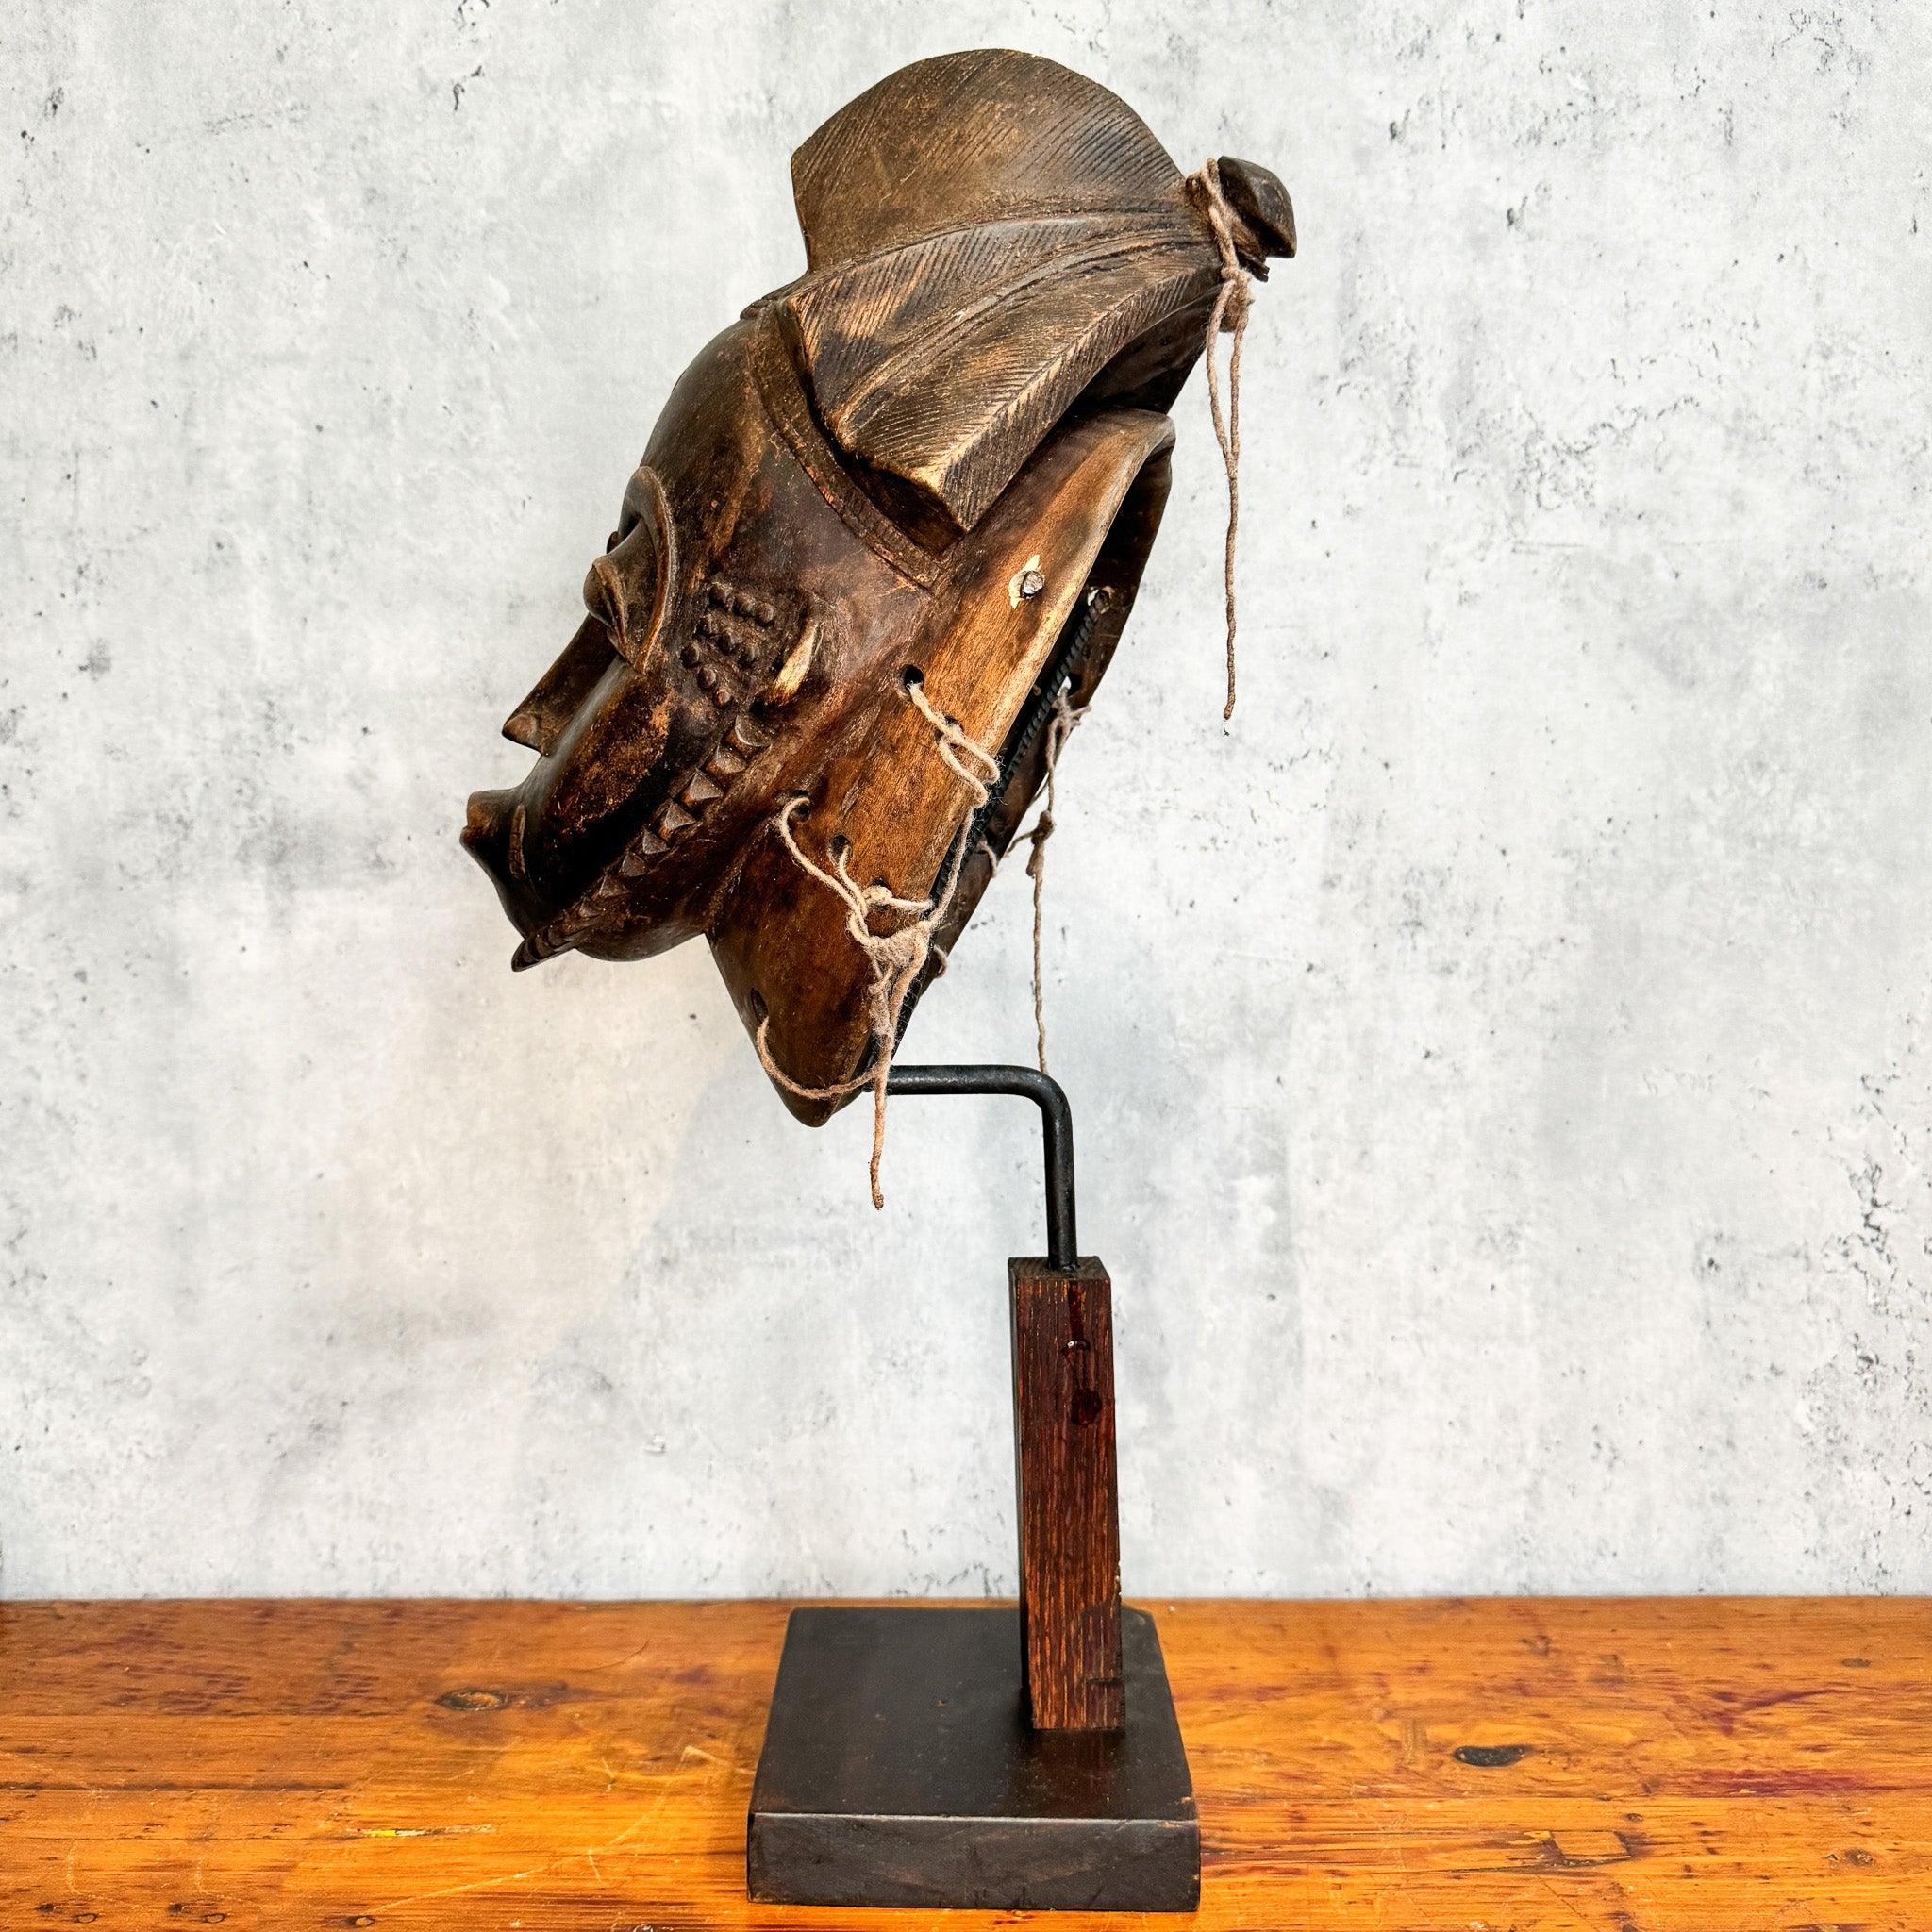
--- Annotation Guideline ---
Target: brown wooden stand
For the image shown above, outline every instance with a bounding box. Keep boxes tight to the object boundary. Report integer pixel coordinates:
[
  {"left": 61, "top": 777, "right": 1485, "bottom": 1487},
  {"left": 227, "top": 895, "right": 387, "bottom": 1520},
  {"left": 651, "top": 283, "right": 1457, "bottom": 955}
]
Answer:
[
  {"left": 747, "top": 1068, "right": 1198, "bottom": 1911},
  {"left": 745, "top": 1596, "right": 1195, "bottom": 1911},
  {"left": 747, "top": 1251, "right": 1195, "bottom": 1911},
  {"left": 1010, "top": 1255, "right": 1124, "bottom": 1731}
]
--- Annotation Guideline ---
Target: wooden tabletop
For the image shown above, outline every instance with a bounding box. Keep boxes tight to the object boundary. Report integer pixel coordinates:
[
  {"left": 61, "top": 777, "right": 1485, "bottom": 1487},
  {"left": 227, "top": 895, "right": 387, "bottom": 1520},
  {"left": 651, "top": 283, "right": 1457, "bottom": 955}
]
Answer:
[{"left": 1, "top": 1596, "right": 1925, "bottom": 1928}]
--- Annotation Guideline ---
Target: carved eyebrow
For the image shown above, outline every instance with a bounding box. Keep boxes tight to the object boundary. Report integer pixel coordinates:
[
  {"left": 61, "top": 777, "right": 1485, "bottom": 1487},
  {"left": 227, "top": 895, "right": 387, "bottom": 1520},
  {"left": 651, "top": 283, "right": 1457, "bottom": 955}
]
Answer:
[
  {"left": 566, "top": 464, "right": 680, "bottom": 682},
  {"left": 618, "top": 462, "right": 664, "bottom": 538}
]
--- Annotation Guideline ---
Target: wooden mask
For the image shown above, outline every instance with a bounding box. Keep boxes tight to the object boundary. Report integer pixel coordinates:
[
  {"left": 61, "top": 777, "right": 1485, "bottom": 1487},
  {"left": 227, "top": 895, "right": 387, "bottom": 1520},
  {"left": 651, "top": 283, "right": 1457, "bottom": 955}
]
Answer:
[{"left": 463, "top": 49, "right": 1294, "bottom": 1125}]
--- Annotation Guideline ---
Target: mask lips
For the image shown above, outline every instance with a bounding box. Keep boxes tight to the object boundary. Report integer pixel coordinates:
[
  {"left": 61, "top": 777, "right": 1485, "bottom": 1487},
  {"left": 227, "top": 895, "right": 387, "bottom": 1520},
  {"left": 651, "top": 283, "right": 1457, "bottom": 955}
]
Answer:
[{"left": 510, "top": 710, "right": 781, "bottom": 971}]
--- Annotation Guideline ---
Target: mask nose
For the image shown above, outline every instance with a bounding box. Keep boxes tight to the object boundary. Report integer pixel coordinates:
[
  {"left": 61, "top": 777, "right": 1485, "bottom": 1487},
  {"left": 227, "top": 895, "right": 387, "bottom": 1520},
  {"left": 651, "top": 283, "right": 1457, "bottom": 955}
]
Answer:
[{"left": 459, "top": 462, "right": 683, "bottom": 945}]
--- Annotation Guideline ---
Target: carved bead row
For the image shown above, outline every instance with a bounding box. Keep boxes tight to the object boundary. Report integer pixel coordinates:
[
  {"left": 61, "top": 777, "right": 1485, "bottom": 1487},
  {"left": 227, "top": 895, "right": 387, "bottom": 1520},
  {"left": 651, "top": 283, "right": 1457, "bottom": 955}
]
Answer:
[
  {"left": 679, "top": 575, "right": 794, "bottom": 708},
  {"left": 708, "top": 576, "right": 779, "bottom": 625}
]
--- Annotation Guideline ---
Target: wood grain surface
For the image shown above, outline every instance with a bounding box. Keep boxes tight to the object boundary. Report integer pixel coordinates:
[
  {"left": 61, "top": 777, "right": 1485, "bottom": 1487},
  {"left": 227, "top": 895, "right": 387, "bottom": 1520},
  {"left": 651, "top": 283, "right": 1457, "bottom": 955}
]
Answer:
[
  {"left": 1009, "top": 1257, "right": 1124, "bottom": 1730},
  {"left": 2, "top": 1596, "right": 1926, "bottom": 1927}
]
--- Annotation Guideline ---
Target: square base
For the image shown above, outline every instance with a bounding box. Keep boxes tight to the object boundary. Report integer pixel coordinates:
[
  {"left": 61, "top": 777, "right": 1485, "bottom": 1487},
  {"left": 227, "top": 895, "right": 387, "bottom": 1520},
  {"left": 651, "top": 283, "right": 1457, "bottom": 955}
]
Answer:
[{"left": 747, "top": 1605, "right": 1199, "bottom": 1911}]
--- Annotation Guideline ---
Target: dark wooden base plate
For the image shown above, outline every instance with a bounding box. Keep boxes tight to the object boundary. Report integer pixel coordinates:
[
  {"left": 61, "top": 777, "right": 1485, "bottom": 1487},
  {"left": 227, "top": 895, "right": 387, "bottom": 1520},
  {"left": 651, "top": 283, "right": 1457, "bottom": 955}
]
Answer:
[{"left": 746, "top": 1604, "right": 1199, "bottom": 1911}]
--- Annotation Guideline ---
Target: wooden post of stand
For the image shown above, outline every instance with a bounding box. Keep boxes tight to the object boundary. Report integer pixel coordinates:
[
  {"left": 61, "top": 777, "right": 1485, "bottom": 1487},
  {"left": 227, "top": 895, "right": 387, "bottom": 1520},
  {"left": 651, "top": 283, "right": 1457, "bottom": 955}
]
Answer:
[{"left": 1009, "top": 1255, "right": 1124, "bottom": 1731}]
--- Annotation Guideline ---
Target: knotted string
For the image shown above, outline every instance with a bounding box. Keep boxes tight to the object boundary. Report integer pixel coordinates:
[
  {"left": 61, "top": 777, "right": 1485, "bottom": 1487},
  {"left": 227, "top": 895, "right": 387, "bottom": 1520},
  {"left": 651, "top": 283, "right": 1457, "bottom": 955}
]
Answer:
[
  {"left": 1186, "top": 157, "right": 1253, "bottom": 721},
  {"left": 756, "top": 674, "right": 998, "bottom": 1208},
  {"left": 903, "top": 672, "right": 1002, "bottom": 799}
]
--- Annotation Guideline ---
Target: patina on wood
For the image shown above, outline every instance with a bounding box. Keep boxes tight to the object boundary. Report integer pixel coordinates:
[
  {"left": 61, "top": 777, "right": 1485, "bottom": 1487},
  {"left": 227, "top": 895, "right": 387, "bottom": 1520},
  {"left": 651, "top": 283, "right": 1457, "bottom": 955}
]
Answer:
[
  {"left": 1, "top": 1597, "right": 1925, "bottom": 1927},
  {"left": 1010, "top": 1256, "right": 1124, "bottom": 1732},
  {"left": 460, "top": 49, "right": 1295, "bottom": 1123}
]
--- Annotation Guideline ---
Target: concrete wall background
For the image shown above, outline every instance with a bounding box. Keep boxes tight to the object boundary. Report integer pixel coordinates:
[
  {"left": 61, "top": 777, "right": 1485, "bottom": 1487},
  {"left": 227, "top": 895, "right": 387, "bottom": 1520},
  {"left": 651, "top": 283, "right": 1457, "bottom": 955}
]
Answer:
[{"left": 4, "top": 1, "right": 1927, "bottom": 1600}]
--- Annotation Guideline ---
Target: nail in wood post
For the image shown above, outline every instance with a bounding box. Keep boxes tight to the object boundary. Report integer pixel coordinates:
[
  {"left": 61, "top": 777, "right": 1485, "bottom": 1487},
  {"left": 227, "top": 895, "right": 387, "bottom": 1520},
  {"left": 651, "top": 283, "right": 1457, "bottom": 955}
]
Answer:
[{"left": 1008, "top": 1256, "right": 1124, "bottom": 1731}]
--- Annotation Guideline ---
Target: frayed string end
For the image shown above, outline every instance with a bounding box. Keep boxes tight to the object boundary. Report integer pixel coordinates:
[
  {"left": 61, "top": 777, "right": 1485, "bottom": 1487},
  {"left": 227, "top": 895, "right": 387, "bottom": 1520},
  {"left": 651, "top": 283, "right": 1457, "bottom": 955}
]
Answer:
[{"left": 1187, "top": 157, "right": 1253, "bottom": 721}]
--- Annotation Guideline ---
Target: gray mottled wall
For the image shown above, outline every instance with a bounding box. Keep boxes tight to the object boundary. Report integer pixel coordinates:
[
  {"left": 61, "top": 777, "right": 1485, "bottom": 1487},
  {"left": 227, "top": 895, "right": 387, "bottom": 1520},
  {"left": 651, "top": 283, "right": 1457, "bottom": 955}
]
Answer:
[{"left": 4, "top": 0, "right": 1927, "bottom": 1599}]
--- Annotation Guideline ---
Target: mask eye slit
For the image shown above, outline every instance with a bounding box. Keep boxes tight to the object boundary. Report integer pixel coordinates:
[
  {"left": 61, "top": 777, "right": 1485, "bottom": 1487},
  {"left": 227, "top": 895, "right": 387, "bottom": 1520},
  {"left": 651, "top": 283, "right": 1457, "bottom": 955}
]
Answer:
[{"left": 582, "top": 464, "right": 677, "bottom": 671}]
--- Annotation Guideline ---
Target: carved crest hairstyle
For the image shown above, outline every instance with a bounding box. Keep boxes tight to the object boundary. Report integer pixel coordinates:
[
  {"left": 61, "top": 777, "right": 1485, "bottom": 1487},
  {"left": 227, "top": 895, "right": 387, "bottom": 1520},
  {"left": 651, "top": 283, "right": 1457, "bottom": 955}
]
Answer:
[{"left": 463, "top": 49, "right": 1294, "bottom": 1170}]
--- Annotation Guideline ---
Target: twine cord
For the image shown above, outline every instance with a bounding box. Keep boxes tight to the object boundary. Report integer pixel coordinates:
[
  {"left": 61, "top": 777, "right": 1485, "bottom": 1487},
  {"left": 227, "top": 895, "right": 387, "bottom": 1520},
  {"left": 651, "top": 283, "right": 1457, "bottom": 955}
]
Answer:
[
  {"left": 903, "top": 671, "right": 1002, "bottom": 796},
  {"left": 1012, "top": 689, "right": 1088, "bottom": 1073},
  {"left": 1186, "top": 157, "right": 1253, "bottom": 721},
  {"left": 756, "top": 674, "right": 998, "bottom": 1208}
]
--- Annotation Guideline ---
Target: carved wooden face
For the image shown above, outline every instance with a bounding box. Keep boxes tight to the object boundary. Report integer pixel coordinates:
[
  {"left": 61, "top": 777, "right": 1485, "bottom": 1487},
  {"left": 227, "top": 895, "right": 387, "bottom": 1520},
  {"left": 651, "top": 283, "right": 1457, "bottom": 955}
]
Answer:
[
  {"left": 459, "top": 339, "right": 824, "bottom": 974},
  {"left": 462, "top": 50, "right": 1291, "bottom": 1121},
  {"left": 463, "top": 309, "right": 1175, "bottom": 1082}
]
